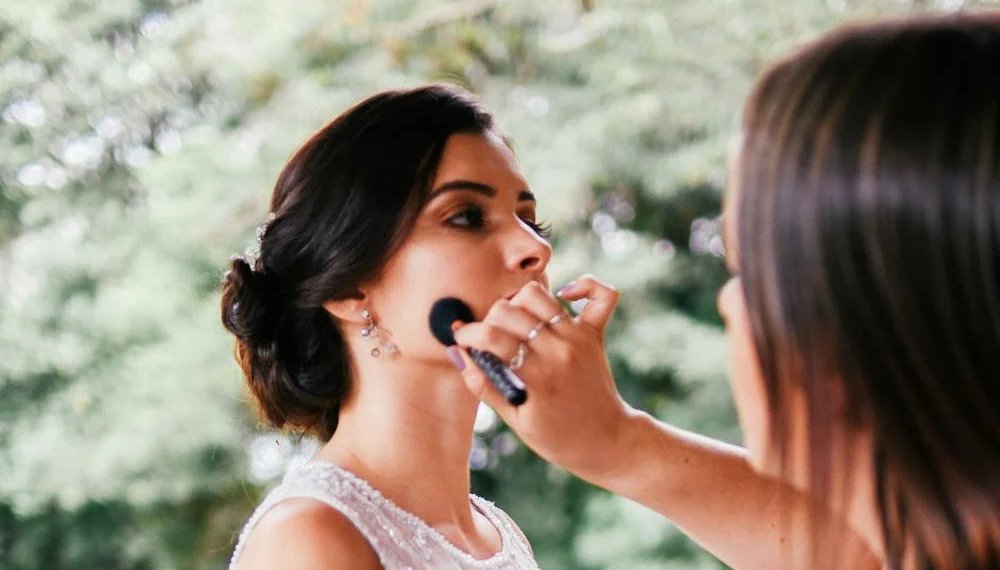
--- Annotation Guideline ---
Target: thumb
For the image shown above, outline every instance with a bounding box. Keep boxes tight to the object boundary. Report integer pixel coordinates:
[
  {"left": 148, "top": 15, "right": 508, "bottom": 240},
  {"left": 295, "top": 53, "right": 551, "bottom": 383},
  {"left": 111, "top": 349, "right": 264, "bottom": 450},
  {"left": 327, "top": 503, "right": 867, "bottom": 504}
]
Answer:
[{"left": 447, "top": 346, "right": 516, "bottom": 416}]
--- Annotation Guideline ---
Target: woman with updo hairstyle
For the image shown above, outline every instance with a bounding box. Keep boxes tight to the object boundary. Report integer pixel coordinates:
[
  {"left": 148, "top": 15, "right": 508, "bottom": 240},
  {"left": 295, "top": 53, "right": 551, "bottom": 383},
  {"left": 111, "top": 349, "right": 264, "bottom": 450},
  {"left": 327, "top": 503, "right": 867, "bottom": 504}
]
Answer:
[
  {"left": 448, "top": 14, "right": 1000, "bottom": 570},
  {"left": 222, "top": 84, "right": 547, "bottom": 569}
]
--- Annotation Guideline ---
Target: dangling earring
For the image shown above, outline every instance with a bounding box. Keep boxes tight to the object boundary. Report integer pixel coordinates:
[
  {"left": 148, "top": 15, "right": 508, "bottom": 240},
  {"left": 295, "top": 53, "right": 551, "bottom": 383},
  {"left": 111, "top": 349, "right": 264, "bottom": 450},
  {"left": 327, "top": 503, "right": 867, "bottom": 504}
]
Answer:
[{"left": 360, "top": 309, "right": 398, "bottom": 358}]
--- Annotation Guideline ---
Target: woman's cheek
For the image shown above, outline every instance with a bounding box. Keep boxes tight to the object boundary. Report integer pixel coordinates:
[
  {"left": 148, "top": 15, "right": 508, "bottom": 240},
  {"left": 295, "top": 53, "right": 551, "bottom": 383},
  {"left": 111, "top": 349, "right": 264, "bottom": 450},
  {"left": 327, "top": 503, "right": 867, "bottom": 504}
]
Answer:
[{"left": 387, "top": 239, "right": 496, "bottom": 321}]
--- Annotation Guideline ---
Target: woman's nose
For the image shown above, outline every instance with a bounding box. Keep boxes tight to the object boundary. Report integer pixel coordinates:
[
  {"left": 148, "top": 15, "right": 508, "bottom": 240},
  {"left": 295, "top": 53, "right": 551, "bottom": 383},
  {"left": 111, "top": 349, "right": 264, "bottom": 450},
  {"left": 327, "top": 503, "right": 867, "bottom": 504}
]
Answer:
[{"left": 506, "top": 224, "right": 552, "bottom": 274}]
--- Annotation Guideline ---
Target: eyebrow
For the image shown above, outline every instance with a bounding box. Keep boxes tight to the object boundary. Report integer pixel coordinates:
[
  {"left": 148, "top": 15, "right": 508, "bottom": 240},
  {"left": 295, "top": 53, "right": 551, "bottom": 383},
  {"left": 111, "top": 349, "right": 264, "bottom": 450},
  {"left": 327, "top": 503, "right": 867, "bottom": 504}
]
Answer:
[{"left": 429, "top": 179, "right": 535, "bottom": 202}]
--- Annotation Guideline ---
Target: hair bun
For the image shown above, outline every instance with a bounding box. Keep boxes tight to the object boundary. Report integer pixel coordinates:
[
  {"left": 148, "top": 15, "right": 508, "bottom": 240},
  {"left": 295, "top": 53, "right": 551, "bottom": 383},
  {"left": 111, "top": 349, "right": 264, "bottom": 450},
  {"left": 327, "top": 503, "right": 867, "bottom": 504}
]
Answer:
[{"left": 221, "top": 256, "right": 277, "bottom": 342}]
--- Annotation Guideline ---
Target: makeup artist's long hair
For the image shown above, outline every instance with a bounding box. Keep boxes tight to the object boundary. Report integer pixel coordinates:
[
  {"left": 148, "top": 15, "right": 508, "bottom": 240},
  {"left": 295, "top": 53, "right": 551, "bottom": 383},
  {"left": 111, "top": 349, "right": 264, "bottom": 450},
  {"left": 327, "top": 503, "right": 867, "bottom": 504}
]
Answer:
[
  {"left": 736, "top": 15, "right": 1000, "bottom": 569},
  {"left": 220, "top": 84, "right": 497, "bottom": 440}
]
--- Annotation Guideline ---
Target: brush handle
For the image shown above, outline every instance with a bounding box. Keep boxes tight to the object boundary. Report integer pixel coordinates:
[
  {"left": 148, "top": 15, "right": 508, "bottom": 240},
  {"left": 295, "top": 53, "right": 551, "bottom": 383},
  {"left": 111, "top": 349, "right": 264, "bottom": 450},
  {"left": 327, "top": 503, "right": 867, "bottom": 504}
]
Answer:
[{"left": 468, "top": 348, "right": 528, "bottom": 406}]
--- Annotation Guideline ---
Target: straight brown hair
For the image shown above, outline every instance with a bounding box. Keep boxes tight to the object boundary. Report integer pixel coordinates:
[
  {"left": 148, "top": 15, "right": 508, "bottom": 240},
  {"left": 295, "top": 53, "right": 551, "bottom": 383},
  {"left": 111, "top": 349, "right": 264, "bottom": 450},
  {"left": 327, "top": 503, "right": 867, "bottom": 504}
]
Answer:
[{"left": 736, "top": 14, "right": 1000, "bottom": 569}]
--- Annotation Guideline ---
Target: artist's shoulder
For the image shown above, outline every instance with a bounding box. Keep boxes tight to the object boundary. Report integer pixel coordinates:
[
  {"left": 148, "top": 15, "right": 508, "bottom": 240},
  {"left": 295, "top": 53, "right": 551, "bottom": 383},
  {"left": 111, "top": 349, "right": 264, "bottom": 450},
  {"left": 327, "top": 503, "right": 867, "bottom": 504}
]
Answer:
[{"left": 235, "top": 497, "right": 381, "bottom": 570}]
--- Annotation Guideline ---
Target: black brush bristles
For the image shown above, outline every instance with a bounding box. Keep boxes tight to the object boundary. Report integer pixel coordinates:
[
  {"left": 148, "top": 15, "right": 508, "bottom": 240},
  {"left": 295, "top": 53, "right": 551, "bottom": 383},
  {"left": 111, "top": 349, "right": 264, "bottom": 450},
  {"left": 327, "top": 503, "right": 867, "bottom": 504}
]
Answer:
[{"left": 428, "top": 297, "right": 475, "bottom": 346}]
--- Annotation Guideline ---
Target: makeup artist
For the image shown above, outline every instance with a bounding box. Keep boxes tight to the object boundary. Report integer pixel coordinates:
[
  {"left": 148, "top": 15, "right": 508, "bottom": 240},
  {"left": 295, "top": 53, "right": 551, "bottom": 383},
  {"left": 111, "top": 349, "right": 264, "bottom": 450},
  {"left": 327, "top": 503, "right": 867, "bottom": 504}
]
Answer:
[{"left": 451, "top": 14, "right": 1000, "bottom": 570}]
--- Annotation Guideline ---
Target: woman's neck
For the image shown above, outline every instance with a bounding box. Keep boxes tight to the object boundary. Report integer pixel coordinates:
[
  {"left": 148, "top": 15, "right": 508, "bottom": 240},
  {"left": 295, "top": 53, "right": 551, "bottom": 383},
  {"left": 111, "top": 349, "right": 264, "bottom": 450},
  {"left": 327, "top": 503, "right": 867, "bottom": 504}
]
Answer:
[
  {"left": 831, "top": 431, "right": 887, "bottom": 567},
  {"left": 315, "top": 355, "right": 482, "bottom": 531}
]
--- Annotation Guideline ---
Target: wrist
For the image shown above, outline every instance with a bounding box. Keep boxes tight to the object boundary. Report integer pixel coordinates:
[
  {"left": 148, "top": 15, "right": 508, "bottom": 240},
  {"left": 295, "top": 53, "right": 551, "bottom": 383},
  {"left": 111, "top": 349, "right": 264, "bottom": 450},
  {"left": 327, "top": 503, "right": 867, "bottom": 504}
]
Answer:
[{"left": 567, "top": 405, "right": 651, "bottom": 487}]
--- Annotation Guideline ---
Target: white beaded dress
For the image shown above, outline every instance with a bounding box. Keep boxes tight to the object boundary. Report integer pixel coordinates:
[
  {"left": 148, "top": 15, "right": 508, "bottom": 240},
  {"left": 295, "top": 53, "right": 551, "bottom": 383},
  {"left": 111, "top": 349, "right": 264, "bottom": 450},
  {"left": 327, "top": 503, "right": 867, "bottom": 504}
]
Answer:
[{"left": 229, "top": 460, "right": 540, "bottom": 570}]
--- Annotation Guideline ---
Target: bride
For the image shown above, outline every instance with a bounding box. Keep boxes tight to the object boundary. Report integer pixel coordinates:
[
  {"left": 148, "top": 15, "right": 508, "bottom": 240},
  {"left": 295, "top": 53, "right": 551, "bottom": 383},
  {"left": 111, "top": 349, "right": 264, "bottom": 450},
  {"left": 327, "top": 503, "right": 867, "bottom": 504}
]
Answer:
[{"left": 221, "top": 84, "right": 547, "bottom": 569}]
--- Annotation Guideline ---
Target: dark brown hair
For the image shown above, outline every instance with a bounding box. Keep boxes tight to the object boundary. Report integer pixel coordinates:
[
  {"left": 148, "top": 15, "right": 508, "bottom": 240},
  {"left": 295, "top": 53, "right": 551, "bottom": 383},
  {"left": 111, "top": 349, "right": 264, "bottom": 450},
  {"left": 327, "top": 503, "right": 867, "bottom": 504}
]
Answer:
[
  {"left": 736, "top": 14, "right": 1000, "bottom": 569},
  {"left": 220, "top": 84, "right": 496, "bottom": 440}
]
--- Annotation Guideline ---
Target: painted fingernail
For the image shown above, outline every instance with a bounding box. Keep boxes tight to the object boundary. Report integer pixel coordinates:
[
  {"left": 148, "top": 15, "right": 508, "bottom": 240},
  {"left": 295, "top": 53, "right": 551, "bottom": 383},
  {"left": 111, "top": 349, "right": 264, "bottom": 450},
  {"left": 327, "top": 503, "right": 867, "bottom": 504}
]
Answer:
[
  {"left": 556, "top": 282, "right": 576, "bottom": 297},
  {"left": 446, "top": 346, "right": 466, "bottom": 371}
]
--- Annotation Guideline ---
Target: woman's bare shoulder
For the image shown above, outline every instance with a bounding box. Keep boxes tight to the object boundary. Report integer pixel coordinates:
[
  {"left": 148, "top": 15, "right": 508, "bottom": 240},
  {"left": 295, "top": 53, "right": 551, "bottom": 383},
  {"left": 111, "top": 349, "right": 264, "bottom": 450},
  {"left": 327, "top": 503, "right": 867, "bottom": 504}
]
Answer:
[{"left": 235, "top": 498, "right": 381, "bottom": 570}]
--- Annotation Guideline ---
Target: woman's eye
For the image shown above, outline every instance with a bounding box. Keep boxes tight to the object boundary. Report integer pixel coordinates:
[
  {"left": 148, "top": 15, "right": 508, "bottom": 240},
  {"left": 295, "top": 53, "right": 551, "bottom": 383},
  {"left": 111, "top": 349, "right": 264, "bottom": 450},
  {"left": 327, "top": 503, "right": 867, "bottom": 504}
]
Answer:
[
  {"left": 447, "top": 205, "right": 486, "bottom": 229},
  {"left": 521, "top": 218, "right": 552, "bottom": 239}
]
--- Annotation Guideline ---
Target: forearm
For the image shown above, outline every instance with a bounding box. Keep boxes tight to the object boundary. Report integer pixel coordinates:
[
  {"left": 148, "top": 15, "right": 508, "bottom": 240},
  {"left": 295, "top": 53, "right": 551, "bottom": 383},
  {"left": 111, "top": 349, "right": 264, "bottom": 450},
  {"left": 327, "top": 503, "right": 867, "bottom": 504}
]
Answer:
[{"left": 573, "top": 411, "right": 876, "bottom": 570}]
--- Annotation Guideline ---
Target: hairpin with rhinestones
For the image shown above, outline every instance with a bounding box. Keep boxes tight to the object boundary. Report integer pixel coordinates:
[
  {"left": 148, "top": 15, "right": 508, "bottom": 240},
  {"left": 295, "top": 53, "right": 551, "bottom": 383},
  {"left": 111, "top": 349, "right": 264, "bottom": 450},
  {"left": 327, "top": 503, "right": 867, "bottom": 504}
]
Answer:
[{"left": 244, "top": 212, "right": 276, "bottom": 271}]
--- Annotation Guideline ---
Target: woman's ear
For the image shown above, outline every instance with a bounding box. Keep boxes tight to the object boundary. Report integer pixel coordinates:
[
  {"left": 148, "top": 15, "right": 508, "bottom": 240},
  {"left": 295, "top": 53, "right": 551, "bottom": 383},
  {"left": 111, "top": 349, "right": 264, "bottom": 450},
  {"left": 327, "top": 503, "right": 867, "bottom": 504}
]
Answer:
[{"left": 322, "top": 290, "right": 368, "bottom": 324}]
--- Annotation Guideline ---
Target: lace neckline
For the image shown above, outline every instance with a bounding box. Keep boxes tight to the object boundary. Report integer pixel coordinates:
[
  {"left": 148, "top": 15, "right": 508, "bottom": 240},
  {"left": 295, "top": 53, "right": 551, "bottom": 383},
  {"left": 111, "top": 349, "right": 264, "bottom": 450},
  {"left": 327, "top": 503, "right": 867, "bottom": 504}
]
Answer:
[{"left": 297, "top": 459, "right": 511, "bottom": 565}]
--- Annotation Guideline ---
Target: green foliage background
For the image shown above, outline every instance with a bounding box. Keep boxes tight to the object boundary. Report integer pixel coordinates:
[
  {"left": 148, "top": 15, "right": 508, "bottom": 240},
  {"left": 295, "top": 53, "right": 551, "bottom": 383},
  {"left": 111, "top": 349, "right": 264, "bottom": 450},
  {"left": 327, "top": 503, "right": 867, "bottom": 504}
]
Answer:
[{"left": 1, "top": 1, "right": 995, "bottom": 568}]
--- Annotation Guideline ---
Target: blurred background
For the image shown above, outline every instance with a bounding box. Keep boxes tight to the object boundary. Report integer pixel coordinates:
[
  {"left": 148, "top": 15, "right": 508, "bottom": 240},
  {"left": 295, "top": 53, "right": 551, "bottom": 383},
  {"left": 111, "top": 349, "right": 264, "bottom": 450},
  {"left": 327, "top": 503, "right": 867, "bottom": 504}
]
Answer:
[{"left": 2, "top": 1, "right": 997, "bottom": 568}]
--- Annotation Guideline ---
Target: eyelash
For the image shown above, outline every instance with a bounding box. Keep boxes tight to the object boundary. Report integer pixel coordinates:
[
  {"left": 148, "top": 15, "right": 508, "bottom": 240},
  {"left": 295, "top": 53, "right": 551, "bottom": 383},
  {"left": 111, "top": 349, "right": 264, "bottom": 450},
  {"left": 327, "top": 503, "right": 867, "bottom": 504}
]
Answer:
[
  {"left": 523, "top": 218, "right": 553, "bottom": 240},
  {"left": 447, "top": 204, "right": 552, "bottom": 240}
]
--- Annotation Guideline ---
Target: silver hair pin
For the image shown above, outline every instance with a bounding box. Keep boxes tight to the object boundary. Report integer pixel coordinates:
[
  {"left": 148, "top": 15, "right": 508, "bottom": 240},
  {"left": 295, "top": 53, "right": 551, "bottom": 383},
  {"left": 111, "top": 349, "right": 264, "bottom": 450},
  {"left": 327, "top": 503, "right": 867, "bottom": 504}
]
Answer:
[{"left": 244, "top": 212, "right": 276, "bottom": 271}]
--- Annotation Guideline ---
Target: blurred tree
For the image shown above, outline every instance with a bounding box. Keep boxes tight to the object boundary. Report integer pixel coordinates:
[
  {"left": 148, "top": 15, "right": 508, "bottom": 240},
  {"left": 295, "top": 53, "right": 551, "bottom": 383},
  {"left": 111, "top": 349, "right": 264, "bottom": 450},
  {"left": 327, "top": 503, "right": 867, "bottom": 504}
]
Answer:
[{"left": 1, "top": 0, "right": 994, "bottom": 568}]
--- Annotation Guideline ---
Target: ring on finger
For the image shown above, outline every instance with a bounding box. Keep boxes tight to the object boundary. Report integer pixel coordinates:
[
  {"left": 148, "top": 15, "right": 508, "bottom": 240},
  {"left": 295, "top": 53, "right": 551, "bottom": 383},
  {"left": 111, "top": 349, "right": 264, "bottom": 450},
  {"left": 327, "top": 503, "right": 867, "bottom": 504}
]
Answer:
[
  {"left": 509, "top": 342, "right": 527, "bottom": 371},
  {"left": 526, "top": 321, "right": 546, "bottom": 341},
  {"left": 547, "top": 312, "right": 565, "bottom": 326}
]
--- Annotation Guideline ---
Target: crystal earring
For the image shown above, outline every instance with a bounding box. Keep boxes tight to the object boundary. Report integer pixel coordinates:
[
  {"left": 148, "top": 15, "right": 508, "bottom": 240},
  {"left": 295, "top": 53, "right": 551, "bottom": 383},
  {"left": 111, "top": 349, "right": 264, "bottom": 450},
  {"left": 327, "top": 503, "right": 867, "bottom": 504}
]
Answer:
[{"left": 360, "top": 309, "right": 398, "bottom": 357}]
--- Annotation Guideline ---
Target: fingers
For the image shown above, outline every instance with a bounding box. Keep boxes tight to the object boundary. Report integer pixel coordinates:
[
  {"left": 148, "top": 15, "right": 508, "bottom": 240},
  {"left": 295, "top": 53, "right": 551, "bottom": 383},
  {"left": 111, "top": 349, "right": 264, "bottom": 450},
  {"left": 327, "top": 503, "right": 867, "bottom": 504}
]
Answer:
[
  {"left": 507, "top": 281, "right": 568, "bottom": 325},
  {"left": 452, "top": 321, "right": 523, "bottom": 363},
  {"left": 453, "top": 277, "right": 614, "bottom": 360},
  {"left": 448, "top": 278, "right": 615, "bottom": 408},
  {"left": 448, "top": 346, "right": 516, "bottom": 417},
  {"left": 471, "top": 283, "right": 570, "bottom": 349},
  {"left": 483, "top": 299, "right": 546, "bottom": 340},
  {"left": 556, "top": 274, "right": 619, "bottom": 332}
]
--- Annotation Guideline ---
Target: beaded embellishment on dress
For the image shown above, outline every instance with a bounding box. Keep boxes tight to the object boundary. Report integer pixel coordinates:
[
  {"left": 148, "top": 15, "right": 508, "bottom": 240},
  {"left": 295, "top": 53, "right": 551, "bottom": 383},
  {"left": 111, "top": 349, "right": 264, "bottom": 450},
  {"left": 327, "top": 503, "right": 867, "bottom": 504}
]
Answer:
[{"left": 229, "top": 460, "right": 539, "bottom": 570}]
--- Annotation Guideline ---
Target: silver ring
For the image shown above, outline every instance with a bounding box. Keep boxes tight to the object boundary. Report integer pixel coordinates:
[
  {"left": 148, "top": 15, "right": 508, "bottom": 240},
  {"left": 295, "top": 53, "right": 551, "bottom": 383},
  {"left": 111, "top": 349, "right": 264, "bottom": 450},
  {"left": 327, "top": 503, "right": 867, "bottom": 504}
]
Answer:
[
  {"left": 509, "top": 342, "right": 527, "bottom": 371},
  {"left": 547, "top": 313, "right": 565, "bottom": 326},
  {"left": 526, "top": 322, "right": 545, "bottom": 341}
]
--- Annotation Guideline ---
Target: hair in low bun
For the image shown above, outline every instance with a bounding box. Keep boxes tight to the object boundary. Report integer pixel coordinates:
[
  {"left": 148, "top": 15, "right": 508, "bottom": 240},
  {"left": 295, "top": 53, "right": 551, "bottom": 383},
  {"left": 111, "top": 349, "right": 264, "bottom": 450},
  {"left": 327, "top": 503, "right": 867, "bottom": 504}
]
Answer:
[
  {"left": 220, "top": 84, "right": 496, "bottom": 440},
  {"left": 221, "top": 256, "right": 345, "bottom": 439},
  {"left": 221, "top": 257, "right": 275, "bottom": 343}
]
